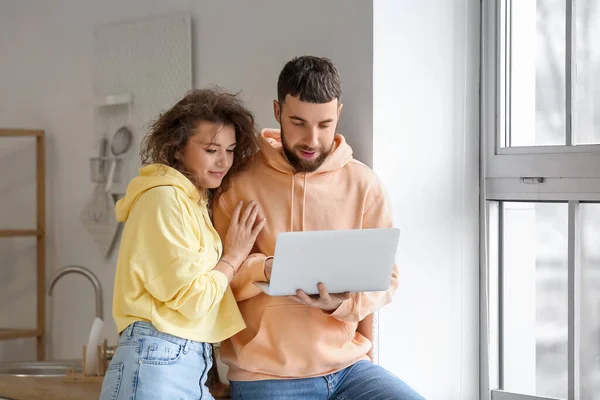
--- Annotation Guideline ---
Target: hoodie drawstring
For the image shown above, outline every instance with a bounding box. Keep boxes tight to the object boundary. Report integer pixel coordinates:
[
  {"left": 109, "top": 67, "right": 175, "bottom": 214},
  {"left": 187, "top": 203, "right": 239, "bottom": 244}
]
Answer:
[
  {"left": 289, "top": 173, "right": 309, "bottom": 232},
  {"left": 290, "top": 175, "right": 295, "bottom": 231},
  {"left": 302, "top": 173, "right": 307, "bottom": 231}
]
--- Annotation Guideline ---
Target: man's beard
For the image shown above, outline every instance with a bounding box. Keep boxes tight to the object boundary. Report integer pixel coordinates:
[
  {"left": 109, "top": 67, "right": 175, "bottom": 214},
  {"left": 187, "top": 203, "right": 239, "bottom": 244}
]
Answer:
[{"left": 281, "top": 128, "right": 334, "bottom": 173}]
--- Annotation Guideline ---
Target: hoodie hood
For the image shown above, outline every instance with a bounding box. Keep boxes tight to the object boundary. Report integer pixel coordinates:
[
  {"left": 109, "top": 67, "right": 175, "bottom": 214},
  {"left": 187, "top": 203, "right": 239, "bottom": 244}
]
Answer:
[
  {"left": 115, "top": 164, "right": 203, "bottom": 222},
  {"left": 257, "top": 129, "right": 355, "bottom": 232},
  {"left": 258, "top": 129, "right": 353, "bottom": 175}
]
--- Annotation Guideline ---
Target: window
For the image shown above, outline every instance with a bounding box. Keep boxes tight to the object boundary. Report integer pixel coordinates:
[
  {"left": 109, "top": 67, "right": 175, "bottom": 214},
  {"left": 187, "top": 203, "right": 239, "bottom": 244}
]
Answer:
[
  {"left": 482, "top": 1, "right": 600, "bottom": 399},
  {"left": 580, "top": 203, "right": 600, "bottom": 398},
  {"left": 500, "top": 0, "right": 600, "bottom": 149},
  {"left": 503, "top": 202, "right": 569, "bottom": 399},
  {"left": 490, "top": 202, "right": 570, "bottom": 399}
]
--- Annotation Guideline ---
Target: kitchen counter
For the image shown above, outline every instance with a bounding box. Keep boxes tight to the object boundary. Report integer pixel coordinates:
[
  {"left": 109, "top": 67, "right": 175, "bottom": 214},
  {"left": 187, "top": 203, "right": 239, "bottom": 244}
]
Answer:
[
  {"left": 0, "top": 376, "right": 101, "bottom": 400},
  {"left": 0, "top": 376, "right": 232, "bottom": 399}
]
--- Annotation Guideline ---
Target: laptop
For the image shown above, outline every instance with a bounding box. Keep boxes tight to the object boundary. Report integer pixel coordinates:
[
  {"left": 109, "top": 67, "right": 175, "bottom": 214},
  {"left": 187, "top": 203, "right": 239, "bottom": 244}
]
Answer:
[{"left": 254, "top": 228, "right": 400, "bottom": 296}]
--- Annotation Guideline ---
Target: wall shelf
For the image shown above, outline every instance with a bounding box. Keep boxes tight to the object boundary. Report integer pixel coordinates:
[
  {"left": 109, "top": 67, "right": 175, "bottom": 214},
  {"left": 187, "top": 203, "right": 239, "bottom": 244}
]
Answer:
[
  {"left": 0, "top": 230, "right": 42, "bottom": 237},
  {"left": 0, "top": 329, "right": 38, "bottom": 341},
  {"left": 0, "top": 129, "right": 46, "bottom": 361},
  {"left": 95, "top": 93, "right": 132, "bottom": 107},
  {"left": 0, "top": 129, "right": 44, "bottom": 137}
]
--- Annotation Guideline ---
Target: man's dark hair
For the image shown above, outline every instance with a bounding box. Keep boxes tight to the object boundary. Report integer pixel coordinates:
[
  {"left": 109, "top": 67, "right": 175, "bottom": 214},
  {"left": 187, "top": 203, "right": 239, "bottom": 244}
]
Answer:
[{"left": 277, "top": 56, "right": 342, "bottom": 105}]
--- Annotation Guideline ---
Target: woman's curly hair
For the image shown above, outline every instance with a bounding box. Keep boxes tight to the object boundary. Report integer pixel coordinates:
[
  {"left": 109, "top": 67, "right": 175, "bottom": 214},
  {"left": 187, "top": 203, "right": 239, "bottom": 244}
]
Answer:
[{"left": 140, "top": 88, "right": 259, "bottom": 203}]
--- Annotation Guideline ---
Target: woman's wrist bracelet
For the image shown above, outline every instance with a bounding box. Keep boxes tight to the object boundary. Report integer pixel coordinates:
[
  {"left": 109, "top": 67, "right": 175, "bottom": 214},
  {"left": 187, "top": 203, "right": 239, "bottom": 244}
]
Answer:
[{"left": 219, "top": 258, "right": 236, "bottom": 275}]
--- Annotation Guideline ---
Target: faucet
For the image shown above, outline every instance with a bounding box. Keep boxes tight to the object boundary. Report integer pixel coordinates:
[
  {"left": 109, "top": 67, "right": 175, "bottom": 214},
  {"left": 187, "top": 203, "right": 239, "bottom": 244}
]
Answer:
[{"left": 47, "top": 265, "right": 103, "bottom": 321}]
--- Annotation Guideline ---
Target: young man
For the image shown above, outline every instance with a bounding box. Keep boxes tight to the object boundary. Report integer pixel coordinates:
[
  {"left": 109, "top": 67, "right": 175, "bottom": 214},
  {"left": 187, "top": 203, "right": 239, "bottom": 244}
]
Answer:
[{"left": 213, "top": 56, "right": 424, "bottom": 399}]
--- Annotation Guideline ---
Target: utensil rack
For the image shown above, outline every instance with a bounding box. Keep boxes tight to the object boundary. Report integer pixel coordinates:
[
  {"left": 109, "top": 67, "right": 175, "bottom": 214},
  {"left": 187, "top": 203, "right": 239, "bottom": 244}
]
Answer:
[{"left": 0, "top": 129, "right": 46, "bottom": 360}]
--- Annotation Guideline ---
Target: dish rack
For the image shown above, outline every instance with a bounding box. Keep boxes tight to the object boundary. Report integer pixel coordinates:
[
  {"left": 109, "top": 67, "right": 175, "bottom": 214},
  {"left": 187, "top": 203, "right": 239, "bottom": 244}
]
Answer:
[{"left": 63, "top": 341, "right": 109, "bottom": 383}]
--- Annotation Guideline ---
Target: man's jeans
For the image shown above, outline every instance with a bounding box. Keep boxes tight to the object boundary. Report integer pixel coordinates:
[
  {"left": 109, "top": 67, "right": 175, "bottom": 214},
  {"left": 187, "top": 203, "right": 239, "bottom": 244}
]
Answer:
[{"left": 230, "top": 360, "right": 425, "bottom": 400}]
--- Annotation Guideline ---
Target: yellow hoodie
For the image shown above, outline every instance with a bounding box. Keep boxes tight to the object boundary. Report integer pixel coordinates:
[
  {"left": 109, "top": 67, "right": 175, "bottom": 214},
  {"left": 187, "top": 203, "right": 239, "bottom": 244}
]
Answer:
[
  {"left": 212, "top": 129, "right": 399, "bottom": 381},
  {"left": 112, "top": 164, "right": 245, "bottom": 343}
]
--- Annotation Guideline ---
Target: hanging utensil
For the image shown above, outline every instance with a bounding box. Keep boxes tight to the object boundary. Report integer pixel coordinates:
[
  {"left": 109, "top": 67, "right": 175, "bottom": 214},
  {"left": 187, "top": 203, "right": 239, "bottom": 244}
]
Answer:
[
  {"left": 104, "top": 126, "right": 133, "bottom": 192},
  {"left": 90, "top": 137, "right": 109, "bottom": 221}
]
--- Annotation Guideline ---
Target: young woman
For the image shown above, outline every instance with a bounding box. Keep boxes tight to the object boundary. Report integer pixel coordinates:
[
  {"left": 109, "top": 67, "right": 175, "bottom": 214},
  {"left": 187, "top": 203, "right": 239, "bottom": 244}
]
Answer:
[{"left": 99, "top": 88, "right": 264, "bottom": 399}]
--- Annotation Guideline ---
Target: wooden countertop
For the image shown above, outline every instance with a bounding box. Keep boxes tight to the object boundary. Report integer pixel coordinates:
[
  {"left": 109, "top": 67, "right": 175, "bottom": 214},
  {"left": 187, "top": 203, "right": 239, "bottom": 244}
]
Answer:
[
  {"left": 0, "top": 376, "right": 231, "bottom": 399},
  {"left": 0, "top": 376, "right": 101, "bottom": 400}
]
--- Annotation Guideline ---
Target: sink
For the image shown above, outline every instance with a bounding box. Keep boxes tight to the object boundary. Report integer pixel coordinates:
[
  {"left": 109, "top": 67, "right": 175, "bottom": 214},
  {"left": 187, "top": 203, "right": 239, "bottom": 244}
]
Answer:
[{"left": 0, "top": 360, "right": 82, "bottom": 377}]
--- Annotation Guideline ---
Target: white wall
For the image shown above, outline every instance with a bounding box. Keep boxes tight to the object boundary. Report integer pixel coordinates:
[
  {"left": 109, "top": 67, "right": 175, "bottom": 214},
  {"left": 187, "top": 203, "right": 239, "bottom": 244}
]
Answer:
[
  {"left": 0, "top": 0, "right": 373, "bottom": 361},
  {"left": 373, "top": 1, "right": 480, "bottom": 399}
]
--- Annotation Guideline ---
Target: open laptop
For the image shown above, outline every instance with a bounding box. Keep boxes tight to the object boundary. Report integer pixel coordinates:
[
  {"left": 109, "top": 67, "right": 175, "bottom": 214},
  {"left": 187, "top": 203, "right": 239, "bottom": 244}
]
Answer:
[{"left": 254, "top": 228, "right": 400, "bottom": 296}]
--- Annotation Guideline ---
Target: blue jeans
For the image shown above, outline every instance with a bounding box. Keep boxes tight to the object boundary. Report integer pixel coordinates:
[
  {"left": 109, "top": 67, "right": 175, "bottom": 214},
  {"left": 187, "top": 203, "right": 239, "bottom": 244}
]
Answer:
[
  {"left": 231, "top": 360, "right": 425, "bottom": 400},
  {"left": 99, "top": 321, "right": 214, "bottom": 400}
]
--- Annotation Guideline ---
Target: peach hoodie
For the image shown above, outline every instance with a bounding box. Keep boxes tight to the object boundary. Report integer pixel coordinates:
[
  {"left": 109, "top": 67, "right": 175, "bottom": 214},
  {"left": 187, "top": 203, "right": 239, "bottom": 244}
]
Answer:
[{"left": 212, "top": 129, "right": 399, "bottom": 381}]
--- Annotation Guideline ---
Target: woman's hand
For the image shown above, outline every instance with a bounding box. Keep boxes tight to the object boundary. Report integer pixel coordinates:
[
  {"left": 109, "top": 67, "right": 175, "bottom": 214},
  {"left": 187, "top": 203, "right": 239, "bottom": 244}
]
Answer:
[{"left": 221, "top": 201, "right": 266, "bottom": 270}]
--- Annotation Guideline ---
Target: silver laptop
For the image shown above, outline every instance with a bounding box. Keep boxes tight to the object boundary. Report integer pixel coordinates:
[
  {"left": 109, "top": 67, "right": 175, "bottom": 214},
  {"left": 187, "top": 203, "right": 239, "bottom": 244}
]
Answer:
[{"left": 254, "top": 228, "right": 400, "bottom": 296}]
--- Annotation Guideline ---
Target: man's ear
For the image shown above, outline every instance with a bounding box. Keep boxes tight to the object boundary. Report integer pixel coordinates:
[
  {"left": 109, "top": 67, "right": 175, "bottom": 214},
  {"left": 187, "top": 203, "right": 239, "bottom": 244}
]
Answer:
[
  {"left": 337, "top": 102, "right": 343, "bottom": 119},
  {"left": 273, "top": 100, "right": 282, "bottom": 124}
]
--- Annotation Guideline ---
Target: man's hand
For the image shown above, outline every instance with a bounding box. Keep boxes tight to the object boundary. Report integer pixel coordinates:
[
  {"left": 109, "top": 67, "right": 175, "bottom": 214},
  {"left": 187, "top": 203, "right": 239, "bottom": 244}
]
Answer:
[
  {"left": 289, "top": 283, "right": 351, "bottom": 312},
  {"left": 264, "top": 257, "right": 273, "bottom": 281}
]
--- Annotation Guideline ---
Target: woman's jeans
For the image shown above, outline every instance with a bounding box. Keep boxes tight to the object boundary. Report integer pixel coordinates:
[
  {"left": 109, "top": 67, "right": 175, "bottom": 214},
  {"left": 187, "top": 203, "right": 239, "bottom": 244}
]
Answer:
[{"left": 99, "top": 321, "right": 214, "bottom": 400}]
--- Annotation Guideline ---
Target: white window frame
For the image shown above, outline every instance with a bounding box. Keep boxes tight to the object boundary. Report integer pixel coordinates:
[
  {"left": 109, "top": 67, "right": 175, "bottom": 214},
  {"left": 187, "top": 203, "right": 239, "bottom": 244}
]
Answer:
[
  {"left": 480, "top": 1, "right": 600, "bottom": 400},
  {"left": 484, "top": 0, "right": 600, "bottom": 199}
]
